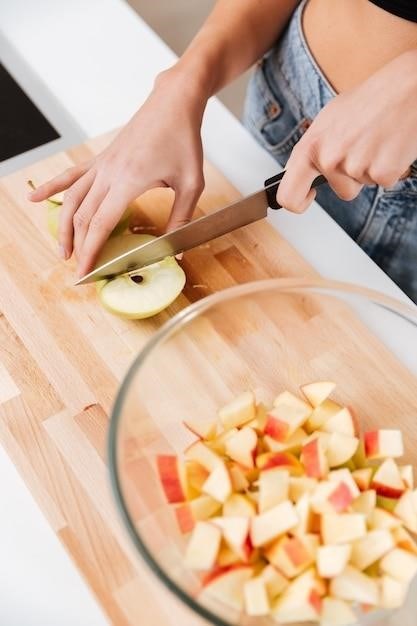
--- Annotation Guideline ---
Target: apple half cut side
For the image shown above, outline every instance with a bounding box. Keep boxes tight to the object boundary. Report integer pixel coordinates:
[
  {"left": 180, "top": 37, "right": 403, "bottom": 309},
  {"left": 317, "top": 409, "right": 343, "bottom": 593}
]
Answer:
[{"left": 96, "top": 235, "right": 185, "bottom": 319}]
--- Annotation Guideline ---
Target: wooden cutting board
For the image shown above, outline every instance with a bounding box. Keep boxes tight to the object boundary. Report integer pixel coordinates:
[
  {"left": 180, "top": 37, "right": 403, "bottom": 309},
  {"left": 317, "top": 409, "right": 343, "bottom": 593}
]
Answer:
[{"left": 0, "top": 132, "right": 416, "bottom": 626}]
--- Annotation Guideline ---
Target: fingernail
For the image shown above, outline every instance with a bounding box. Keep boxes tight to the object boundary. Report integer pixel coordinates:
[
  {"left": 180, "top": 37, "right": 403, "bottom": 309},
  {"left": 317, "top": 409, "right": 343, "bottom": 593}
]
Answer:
[
  {"left": 58, "top": 245, "right": 67, "bottom": 260},
  {"left": 175, "top": 253, "right": 183, "bottom": 261},
  {"left": 27, "top": 191, "right": 35, "bottom": 200}
]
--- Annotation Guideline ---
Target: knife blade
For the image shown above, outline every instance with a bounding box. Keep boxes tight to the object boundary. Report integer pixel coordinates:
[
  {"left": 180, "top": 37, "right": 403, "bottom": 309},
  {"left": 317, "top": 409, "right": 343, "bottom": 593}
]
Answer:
[{"left": 75, "top": 171, "right": 325, "bottom": 285}]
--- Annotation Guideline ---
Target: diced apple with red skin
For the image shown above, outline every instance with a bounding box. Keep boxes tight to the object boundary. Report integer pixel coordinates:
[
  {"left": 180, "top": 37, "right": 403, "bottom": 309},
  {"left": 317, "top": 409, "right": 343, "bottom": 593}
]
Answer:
[
  {"left": 380, "top": 548, "right": 417, "bottom": 584},
  {"left": 371, "top": 458, "right": 406, "bottom": 499},
  {"left": 328, "top": 468, "right": 360, "bottom": 499},
  {"left": 368, "top": 507, "right": 402, "bottom": 531},
  {"left": 156, "top": 455, "right": 190, "bottom": 503},
  {"left": 183, "top": 418, "right": 217, "bottom": 441},
  {"left": 305, "top": 399, "right": 342, "bottom": 433},
  {"left": 352, "top": 468, "right": 374, "bottom": 492},
  {"left": 175, "top": 495, "right": 222, "bottom": 533},
  {"left": 400, "top": 465, "right": 414, "bottom": 490},
  {"left": 380, "top": 575, "right": 408, "bottom": 609},
  {"left": 185, "top": 460, "right": 209, "bottom": 493},
  {"left": 200, "top": 565, "right": 253, "bottom": 611},
  {"left": 289, "top": 476, "right": 318, "bottom": 502},
  {"left": 330, "top": 565, "right": 379, "bottom": 606},
  {"left": 184, "top": 521, "right": 222, "bottom": 570},
  {"left": 266, "top": 534, "right": 318, "bottom": 579},
  {"left": 184, "top": 440, "right": 223, "bottom": 472},
  {"left": 250, "top": 500, "right": 299, "bottom": 547},
  {"left": 317, "top": 545, "right": 352, "bottom": 578},
  {"left": 300, "top": 381, "right": 336, "bottom": 408},
  {"left": 243, "top": 577, "right": 270, "bottom": 616},
  {"left": 256, "top": 451, "right": 304, "bottom": 476},
  {"left": 218, "top": 391, "right": 256, "bottom": 431},
  {"left": 273, "top": 569, "right": 324, "bottom": 623},
  {"left": 301, "top": 437, "right": 329, "bottom": 479},
  {"left": 393, "top": 526, "right": 417, "bottom": 555},
  {"left": 228, "top": 462, "right": 250, "bottom": 492},
  {"left": 320, "top": 597, "right": 356, "bottom": 626},
  {"left": 265, "top": 402, "right": 310, "bottom": 444},
  {"left": 223, "top": 494, "right": 256, "bottom": 518},
  {"left": 311, "top": 481, "right": 354, "bottom": 514},
  {"left": 326, "top": 433, "right": 359, "bottom": 468},
  {"left": 351, "top": 490, "right": 377, "bottom": 517},
  {"left": 225, "top": 427, "right": 257, "bottom": 469},
  {"left": 364, "top": 429, "right": 404, "bottom": 461},
  {"left": 258, "top": 468, "right": 289, "bottom": 512},
  {"left": 321, "top": 513, "right": 367, "bottom": 545},
  {"left": 261, "top": 565, "right": 289, "bottom": 599},
  {"left": 264, "top": 428, "right": 307, "bottom": 454},
  {"left": 322, "top": 407, "right": 356, "bottom": 437},
  {"left": 394, "top": 491, "right": 417, "bottom": 533},
  {"left": 202, "top": 462, "right": 232, "bottom": 503},
  {"left": 212, "top": 516, "right": 251, "bottom": 562},
  {"left": 350, "top": 529, "right": 395, "bottom": 570}
]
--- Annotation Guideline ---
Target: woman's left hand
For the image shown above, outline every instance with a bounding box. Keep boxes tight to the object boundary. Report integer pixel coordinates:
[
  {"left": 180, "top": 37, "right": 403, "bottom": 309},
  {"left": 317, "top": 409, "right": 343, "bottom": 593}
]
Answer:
[{"left": 277, "top": 49, "right": 417, "bottom": 212}]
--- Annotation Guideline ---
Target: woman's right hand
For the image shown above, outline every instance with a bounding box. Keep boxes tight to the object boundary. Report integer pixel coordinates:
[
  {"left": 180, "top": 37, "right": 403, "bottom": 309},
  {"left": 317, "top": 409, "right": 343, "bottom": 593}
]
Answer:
[{"left": 28, "top": 67, "right": 207, "bottom": 277}]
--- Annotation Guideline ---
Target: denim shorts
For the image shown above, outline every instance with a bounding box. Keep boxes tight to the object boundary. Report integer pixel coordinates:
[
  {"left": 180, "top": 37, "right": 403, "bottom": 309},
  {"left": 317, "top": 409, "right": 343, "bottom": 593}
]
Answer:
[{"left": 243, "top": 0, "right": 417, "bottom": 303}]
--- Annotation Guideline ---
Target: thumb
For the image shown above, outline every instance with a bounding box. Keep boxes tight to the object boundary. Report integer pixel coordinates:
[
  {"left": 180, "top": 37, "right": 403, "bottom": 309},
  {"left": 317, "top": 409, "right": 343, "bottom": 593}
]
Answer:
[{"left": 165, "top": 180, "right": 204, "bottom": 232}]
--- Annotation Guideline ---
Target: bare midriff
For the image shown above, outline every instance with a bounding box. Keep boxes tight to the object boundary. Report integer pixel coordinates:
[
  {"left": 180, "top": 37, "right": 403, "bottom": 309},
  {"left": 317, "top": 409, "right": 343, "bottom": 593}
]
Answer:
[{"left": 302, "top": 0, "right": 417, "bottom": 93}]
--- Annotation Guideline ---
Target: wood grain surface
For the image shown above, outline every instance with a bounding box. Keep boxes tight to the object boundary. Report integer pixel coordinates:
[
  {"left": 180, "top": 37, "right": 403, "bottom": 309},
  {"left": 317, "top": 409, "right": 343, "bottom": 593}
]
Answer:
[{"left": 0, "top": 132, "right": 416, "bottom": 626}]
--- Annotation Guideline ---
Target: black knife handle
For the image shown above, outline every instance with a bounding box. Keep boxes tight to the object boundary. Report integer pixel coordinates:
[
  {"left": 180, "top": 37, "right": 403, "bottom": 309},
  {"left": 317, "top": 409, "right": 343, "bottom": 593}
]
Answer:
[{"left": 264, "top": 171, "right": 327, "bottom": 210}]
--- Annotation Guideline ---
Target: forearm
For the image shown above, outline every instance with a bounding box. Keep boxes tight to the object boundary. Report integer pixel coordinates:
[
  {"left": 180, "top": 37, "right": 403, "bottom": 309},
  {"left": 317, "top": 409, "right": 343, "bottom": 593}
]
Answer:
[{"left": 159, "top": 0, "right": 300, "bottom": 99}]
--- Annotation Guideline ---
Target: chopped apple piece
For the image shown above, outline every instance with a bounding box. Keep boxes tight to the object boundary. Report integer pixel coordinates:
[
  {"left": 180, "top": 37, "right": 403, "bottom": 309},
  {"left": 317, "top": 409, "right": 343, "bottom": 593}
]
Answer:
[
  {"left": 301, "top": 437, "right": 329, "bottom": 479},
  {"left": 289, "top": 476, "right": 318, "bottom": 502},
  {"left": 185, "top": 440, "right": 222, "bottom": 472},
  {"left": 371, "top": 458, "right": 405, "bottom": 499},
  {"left": 264, "top": 428, "right": 307, "bottom": 454},
  {"left": 258, "top": 468, "right": 289, "bottom": 512},
  {"left": 311, "top": 481, "right": 354, "bottom": 514},
  {"left": 380, "top": 575, "right": 408, "bottom": 609},
  {"left": 273, "top": 569, "right": 323, "bottom": 623},
  {"left": 225, "top": 427, "right": 257, "bottom": 469},
  {"left": 380, "top": 548, "right": 417, "bottom": 584},
  {"left": 208, "top": 428, "right": 239, "bottom": 455},
  {"left": 326, "top": 433, "right": 359, "bottom": 468},
  {"left": 317, "top": 545, "right": 352, "bottom": 578},
  {"left": 351, "top": 490, "right": 377, "bottom": 516},
  {"left": 218, "top": 391, "right": 256, "bottom": 431},
  {"left": 257, "top": 451, "right": 304, "bottom": 476},
  {"left": 223, "top": 494, "right": 256, "bottom": 518},
  {"left": 305, "top": 399, "right": 342, "bottom": 433},
  {"left": 250, "top": 500, "right": 299, "bottom": 547},
  {"left": 321, "top": 513, "right": 367, "bottom": 545},
  {"left": 330, "top": 565, "right": 379, "bottom": 606},
  {"left": 322, "top": 407, "right": 356, "bottom": 437},
  {"left": 202, "top": 462, "right": 232, "bottom": 503},
  {"left": 184, "top": 521, "right": 222, "bottom": 570},
  {"left": 369, "top": 507, "right": 402, "bottom": 530},
  {"left": 175, "top": 495, "right": 222, "bottom": 533},
  {"left": 350, "top": 529, "right": 395, "bottom": 570},
  {"left": 246, "top": 402, "right": 268, "bottom": 434},
  {"left": 228, "top": 463, "right": 250, "bottom": 492},
  {"left": 200, "top": 565, "right": 253, "bottom": 611},
  {"left": 321, "top": 597, "right": 356, "bottom": 626},
  {"left": 273, "top": 390, "right": 312, "bottom": 412},
  {"left": 292, "top": 493, "right": 314, "bottom": 536},
  {"left": 156, "top": 455, "right": 189, "bottom": 503},
  {"left": 300, "top": 381, "right": 336, "bottom": 408},
  {"left": 244, "top": 577, "right": 270, "bottom": 616},
  {"left": 265, "top": 401, "right": 310, "bottom": 443},
  {"left": 394, "top": 491, "right": 417, "bottom": 533},
  {"left": 212, "top": 517, "right": 251, "bottom": 561},
  {"left": 261, "top": 565, "right": 289, "bottom": 599},
  {"left": 217, "top": 544, "right": 242, "bottom": 567},
  {"left": 364, "top": 429, "right": 404, "bottom": 460},
  {"left": 400, "top": 465, "right": 414, "bottom": 490},
  {"left": 266, "top": 534, "right": 317, "bottom": 579},
  {"left": 185, "top": 461, "right": 209, "bottom": 493},
  {"left": 352, "top": 468, "right": 373, "bottom": 492},
  {"left": 392, "top": 526, "right": 417, "bottom": 555},
  {"left": 328, "top": 468, "right": 360, "bottom": 499},
  {"left": 183, "top": 418, "right": 217, "bottom": 441}
]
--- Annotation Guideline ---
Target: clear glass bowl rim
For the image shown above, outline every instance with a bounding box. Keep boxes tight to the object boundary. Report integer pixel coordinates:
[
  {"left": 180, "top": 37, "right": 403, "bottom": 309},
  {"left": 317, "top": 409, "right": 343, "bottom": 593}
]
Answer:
[{"left": 108, "top": 277, "right": 417, "bottom": 626}]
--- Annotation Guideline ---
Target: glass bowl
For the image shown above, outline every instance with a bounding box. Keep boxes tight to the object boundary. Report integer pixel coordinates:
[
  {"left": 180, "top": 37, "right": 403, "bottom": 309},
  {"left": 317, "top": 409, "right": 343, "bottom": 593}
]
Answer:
[{"left": 108, "top": 278, "right": 417, "bottom": 626}]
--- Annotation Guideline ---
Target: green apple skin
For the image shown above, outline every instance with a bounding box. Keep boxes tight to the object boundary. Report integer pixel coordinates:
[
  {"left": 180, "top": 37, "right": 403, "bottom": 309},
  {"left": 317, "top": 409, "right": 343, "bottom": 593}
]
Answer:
[{"left": 46, "top": 200, "right": 131, "bottom": 240}]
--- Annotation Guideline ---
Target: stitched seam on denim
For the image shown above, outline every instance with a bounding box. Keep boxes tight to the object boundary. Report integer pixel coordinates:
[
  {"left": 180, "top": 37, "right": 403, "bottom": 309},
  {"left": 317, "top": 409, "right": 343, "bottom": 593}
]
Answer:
[
  {"left": 378, "top": 211, "right": 409, "bottom": 270},
  {"left": 356, "top": 185, "right": 385, "bottom": 247},
  {"left": 296, "top": 0, "right": 337, "bottom": 99}
]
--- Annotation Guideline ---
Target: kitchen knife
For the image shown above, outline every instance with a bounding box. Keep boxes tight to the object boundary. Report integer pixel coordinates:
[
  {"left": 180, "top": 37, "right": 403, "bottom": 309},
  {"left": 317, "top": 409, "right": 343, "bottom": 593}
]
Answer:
[{"left": 75, "top": 171, "right": 326, "bottom": 285}]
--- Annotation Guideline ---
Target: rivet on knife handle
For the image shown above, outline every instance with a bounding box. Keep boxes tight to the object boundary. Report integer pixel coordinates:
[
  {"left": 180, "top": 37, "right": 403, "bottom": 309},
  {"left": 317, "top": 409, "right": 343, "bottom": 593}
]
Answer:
[{"left": 264, "top": 171, "right": 327, "bottom": 210}]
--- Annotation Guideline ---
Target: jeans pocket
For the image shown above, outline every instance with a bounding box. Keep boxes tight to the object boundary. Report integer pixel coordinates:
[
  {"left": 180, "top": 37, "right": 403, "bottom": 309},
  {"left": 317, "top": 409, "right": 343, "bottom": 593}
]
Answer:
[
  {"left": 384, "top": 160, "right": 417, "bottom": 196},
  {"left": 243, "top": 57, "right": 310, "bottom": 164}
]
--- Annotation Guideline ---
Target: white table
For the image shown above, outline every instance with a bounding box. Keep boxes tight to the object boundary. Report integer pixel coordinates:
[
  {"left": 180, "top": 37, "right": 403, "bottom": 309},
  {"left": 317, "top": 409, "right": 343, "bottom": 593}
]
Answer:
[{"left": 0, "top": 1, "right": 414, "bottom": 624}]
